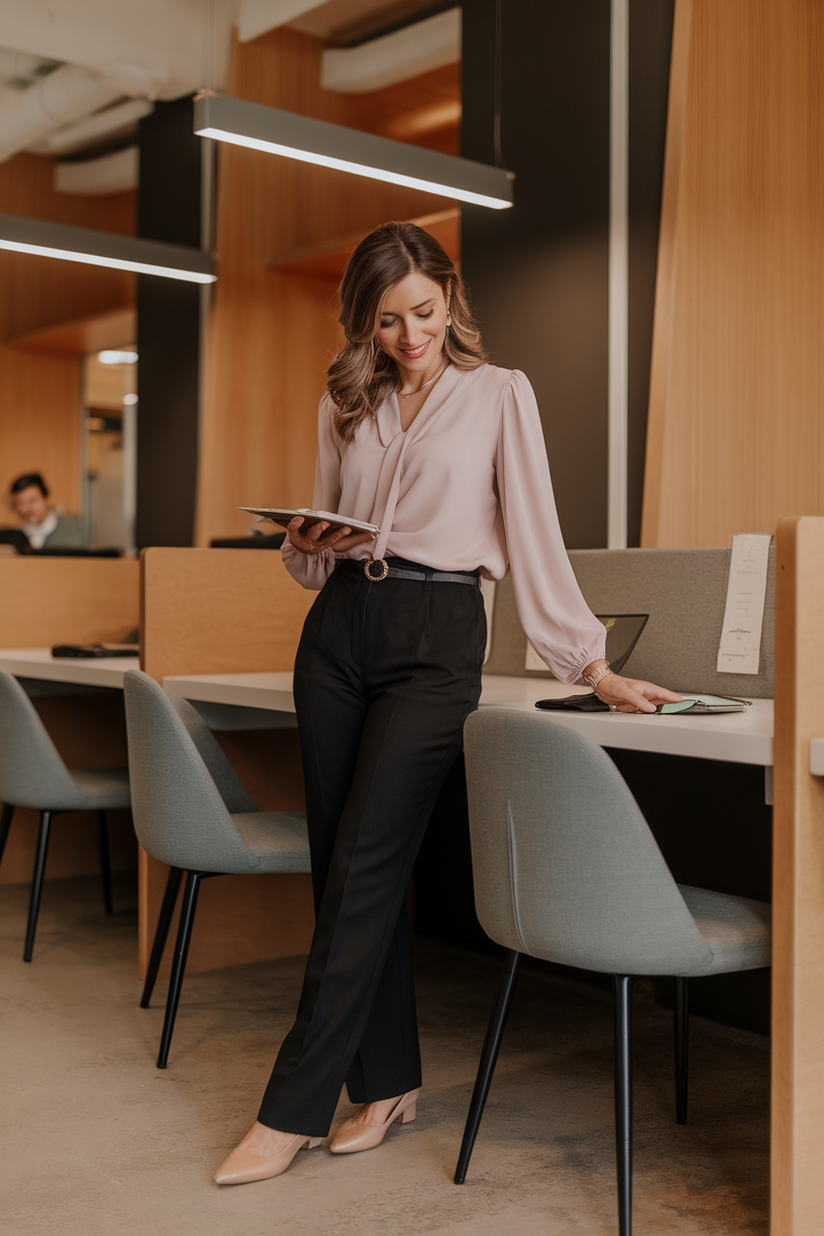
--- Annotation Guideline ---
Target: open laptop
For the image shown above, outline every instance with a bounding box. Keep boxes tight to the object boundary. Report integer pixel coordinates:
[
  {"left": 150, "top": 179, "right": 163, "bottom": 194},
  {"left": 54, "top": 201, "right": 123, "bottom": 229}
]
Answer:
[
  {"left": 535, "top": 613, "right": 649, "bottom": 711},
  {"left": 596, "top": 613, "right": 649, "bottom": 676}
]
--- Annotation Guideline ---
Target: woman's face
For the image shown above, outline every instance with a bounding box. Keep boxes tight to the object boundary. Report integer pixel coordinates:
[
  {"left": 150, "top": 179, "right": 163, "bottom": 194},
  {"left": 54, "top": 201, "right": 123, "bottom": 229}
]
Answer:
[{"left": 376, "top": 272, "right": 449, "bottom": 384}]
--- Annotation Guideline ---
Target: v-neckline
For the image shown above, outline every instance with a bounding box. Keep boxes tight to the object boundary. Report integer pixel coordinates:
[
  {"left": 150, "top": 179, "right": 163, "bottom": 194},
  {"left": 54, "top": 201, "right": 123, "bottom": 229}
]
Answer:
[{"left": 378, "top": 364, "right": 458, "bottom": 446}]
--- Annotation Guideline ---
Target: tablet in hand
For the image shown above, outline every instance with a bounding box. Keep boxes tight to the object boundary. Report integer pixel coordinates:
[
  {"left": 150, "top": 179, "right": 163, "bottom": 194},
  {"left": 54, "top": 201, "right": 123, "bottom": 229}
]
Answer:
[{"left": 239, "top": 507, "right": 379, "bottom": 536}]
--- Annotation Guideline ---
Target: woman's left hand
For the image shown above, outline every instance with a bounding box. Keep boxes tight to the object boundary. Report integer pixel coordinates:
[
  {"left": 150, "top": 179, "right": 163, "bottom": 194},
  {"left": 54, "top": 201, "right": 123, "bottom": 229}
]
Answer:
[{"left": 595, "top": 674, "right": 683, "bottom": 714}]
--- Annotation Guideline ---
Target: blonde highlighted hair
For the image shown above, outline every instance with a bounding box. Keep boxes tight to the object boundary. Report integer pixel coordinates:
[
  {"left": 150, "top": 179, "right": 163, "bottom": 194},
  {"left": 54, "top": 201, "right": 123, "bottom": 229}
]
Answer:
[{"left": 327, "top": 222, "right": 486, "bottom": 443}]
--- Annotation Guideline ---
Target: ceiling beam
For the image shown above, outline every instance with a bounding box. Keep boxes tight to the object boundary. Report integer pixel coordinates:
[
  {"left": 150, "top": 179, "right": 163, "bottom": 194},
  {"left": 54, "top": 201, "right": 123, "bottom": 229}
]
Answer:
[{"left": 321, "top": 7, "right": 460, "bottom": 93}]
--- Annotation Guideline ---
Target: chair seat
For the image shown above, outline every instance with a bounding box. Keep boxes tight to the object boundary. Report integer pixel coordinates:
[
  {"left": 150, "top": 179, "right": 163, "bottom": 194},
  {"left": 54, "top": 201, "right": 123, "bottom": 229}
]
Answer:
[
  {"left": 228, "top": 811, "right": 311, "bottom": 873},
  {"left": 678, "top": 885, "right": 771, "bottom": 977},
  {"left": 68, "top": 767, "right": 131, "bottom": 810}
]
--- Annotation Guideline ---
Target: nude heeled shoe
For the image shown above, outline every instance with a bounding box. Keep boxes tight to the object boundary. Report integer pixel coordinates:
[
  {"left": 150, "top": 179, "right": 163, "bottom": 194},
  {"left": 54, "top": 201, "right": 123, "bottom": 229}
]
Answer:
[
  {"left": 329, "top": 1089, "right": 421, "bottom": 1154},
  {"left": 214, "top": 1133, "right": 322, "bottom": 1185}
]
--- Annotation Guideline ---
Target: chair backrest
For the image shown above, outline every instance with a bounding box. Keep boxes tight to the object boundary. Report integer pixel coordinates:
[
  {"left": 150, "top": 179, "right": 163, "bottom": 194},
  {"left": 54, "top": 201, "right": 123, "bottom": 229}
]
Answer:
[
  {"left": 463, "top": 709, "right": 715, "bottom": 976},
  {"left": 0, "top": 669, "right": 86, "bottom": 809},
  {"left": 123, "top": 670, "right": 264, "bottom": 872},
  {"left": 164, "top": 690, "right": 256, "bottom": 814}
]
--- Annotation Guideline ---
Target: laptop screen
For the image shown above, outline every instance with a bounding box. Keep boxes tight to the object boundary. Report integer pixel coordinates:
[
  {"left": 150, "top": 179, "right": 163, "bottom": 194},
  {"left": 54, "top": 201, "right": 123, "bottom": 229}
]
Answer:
[{"left": 595, "top": 614, "right": 649, "bottom": 676}]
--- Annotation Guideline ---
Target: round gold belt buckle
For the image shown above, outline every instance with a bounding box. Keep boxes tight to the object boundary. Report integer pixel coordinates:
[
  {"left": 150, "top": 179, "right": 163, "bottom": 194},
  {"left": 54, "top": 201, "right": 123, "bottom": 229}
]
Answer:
[{"left": 363, "top": 558, "right": 389, "bottom": 582}]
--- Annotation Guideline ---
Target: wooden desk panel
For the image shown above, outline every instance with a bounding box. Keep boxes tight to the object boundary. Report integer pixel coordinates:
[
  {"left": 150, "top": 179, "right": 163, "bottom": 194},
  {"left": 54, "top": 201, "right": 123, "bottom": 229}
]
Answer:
[
  {"left": 773, "top": 517, "right": 824, "bottom": 1234},
  {"left": 139, "top": 547, "right": 317, "bottom": 978},
  {"left": 0, "top": 557, "right": 138, "bottom": 647},
  {"left": 140, "top": 547, "right": 314, "bottom": 682}
]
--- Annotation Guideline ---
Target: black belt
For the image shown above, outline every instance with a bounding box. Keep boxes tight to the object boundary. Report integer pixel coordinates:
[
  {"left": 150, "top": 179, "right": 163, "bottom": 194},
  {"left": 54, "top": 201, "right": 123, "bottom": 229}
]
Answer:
[{"left": 339, "top": 557, "right": 481, "bottom": 587}]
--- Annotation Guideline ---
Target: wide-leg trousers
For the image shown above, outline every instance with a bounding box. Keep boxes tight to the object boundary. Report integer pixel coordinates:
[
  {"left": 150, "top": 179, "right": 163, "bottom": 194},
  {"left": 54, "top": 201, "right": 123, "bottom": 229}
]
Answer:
[{"left": 257, "top": 559, "right": 486, "bottom": 1137}]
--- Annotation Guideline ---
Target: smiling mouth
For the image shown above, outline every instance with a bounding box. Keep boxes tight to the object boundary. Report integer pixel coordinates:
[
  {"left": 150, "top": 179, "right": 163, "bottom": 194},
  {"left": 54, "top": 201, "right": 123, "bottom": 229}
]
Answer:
[{"left": 399, "top": 340, "right": 430, "bottom": 358}]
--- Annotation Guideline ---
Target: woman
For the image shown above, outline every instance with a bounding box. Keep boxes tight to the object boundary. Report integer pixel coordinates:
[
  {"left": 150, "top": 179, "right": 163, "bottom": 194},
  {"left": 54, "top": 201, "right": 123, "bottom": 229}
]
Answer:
[{"left": 215, "top": 222, "right": 680, "bottom": 1185}]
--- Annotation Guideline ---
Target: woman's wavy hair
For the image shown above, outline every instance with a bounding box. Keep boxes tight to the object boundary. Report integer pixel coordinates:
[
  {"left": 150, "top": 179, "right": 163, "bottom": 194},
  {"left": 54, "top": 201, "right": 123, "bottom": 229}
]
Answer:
[{"left": 327, "top": 221, "right": 486, "bottom": 442}]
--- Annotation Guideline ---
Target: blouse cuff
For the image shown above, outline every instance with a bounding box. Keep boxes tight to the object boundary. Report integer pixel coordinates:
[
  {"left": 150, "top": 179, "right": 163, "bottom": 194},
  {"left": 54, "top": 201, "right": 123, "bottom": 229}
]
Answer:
[{"left": 281, "top": 540, "right": 336, "bottom": 590}]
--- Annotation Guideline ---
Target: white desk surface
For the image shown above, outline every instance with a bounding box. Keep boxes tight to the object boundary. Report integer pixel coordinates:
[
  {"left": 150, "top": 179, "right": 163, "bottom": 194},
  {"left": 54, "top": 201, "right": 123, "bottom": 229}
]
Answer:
[
  {"left": 0, "top": 653, "right": 773, "bottom": 766},
  {"left": 163, "top": 670, "right": 774, "bottom": 767},
  {"left": 0, "top": 647, "right": 141, "bottom": 689}
]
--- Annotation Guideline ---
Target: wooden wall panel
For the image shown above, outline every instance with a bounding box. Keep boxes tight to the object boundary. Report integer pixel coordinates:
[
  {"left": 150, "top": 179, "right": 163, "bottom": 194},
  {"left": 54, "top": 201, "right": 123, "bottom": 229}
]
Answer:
[
  {"left": 0, "top": 151, "right": 136, "bottom": 521},
  {"left": 773, "top": 517, "right": 824, "bottom": 1235},
  {"left": 0, "top": 346, "right": 82, "bottom": 513},
  {"left": 0, "top": 152, "right": 135, "bottom": 343},
  {"left": 642, "top": 0, "right": 824, "bottom": 547},
  {"left": 196, "top": 28, "right": 460, "bottom": 544}
]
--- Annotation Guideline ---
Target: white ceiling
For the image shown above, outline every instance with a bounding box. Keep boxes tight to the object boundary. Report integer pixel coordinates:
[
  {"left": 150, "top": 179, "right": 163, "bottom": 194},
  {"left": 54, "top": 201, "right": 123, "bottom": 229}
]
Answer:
[{"left": 0, "top": 0, "right": 455, "bottom": 184}]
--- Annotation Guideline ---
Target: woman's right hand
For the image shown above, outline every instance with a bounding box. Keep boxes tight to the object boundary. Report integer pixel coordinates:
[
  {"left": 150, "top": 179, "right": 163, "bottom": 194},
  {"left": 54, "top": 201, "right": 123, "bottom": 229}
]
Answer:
[{"left": 287, "top": 516, "right": 376, "bottom": 557}]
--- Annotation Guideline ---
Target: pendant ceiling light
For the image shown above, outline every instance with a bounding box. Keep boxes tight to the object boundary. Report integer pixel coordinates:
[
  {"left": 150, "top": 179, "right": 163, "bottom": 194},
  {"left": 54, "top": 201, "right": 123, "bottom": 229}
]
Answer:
[
  {"left": 194, "top": 94, "right": 514, "bottom": 211},
  {"left": 0, "top": 212, "right": 216, "bottom": 284}
]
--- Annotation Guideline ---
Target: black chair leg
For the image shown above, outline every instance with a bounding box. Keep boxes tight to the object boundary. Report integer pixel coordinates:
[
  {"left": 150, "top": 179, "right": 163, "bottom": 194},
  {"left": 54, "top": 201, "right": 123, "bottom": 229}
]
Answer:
[
  {"left": 0, "top": 802, "right": 14, "bottom": 865},
  {"left": 613, "top": 975, "right": 634, "bottom": 1236},
  {"left": 156, "top": 870, "right": 205, "bottom": 1069},
  {"left": 141, "top": 866, "right": 183, "bottom": 1009},
  {"left": 98, "top": 810, "right": 113, "bottom": 915},
  {"left": 454, "top": 949, "right": 523, "bottom": 1184},
  {"left": 675, "top": 976, "right": 689, "bottom": 1126},
  {"left": 24, "top": 810, "right": 53, "bottom": 962}
]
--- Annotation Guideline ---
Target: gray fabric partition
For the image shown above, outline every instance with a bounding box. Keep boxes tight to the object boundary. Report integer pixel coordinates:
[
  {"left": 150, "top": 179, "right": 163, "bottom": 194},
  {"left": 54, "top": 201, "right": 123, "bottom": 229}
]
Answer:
[{"left": 484, "top": 547, "right": 775, "bottom": 698}]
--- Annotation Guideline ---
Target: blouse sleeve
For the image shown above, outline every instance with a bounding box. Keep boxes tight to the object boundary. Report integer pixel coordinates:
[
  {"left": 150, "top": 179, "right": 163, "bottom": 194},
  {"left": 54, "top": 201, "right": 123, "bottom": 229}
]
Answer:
[
  {"left": 281, "top": 396, "right": 340, "bottom": 591},
  {"left": 496, "top": 370, "right": 607, "bottom": 683}
]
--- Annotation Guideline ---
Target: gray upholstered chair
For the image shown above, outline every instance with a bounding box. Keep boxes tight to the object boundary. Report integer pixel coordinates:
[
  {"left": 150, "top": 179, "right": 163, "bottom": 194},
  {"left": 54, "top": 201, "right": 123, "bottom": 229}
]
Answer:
[
  {"left": 455, "top": 709, "right": 771, "bottom": 1236},
  {"left": 123, "top": 670, "right": 311, "bottom": 1067},
  {"left": 0, "top": 669, "right": 129, "bottom": 961}
]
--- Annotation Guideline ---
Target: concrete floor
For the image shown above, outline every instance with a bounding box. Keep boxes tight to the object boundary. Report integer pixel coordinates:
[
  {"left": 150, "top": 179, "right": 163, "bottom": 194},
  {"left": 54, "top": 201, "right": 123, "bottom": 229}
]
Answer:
[{"left": 1, "top": 875, "right": 769, "bottom": 1235}]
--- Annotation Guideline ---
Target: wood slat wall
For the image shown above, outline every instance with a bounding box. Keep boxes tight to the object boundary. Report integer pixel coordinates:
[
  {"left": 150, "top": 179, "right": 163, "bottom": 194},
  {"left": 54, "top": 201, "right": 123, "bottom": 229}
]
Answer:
[
  {"left": 196, "top": 28, "right": 460, "bottom": 545},
  {"left": 642, "top": 0, "right": 824, "bottom": 547}
]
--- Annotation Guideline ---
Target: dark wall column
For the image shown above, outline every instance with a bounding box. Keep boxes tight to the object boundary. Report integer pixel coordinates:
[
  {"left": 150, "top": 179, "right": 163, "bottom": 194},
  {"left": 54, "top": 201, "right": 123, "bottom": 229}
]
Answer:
[
  {"left": 136, "top": 97, "right": 205, "bottom": 549},
  {"left": 628, "top": 0, "right": 675, "bottom": 547},
  {"left": 461, "top": 0, "right": 672, "bottom": 548}
]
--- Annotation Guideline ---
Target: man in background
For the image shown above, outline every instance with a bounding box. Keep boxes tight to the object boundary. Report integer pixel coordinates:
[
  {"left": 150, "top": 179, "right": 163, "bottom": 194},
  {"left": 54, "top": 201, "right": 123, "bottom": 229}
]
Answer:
[{"left": 8, "top": 473, "right": 83, "bottom": 550}]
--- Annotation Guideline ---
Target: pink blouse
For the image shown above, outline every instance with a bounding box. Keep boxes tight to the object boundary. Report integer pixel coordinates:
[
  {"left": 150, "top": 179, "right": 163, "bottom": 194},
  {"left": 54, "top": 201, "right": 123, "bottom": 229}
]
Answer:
[{"left": 282, "top": 363, "right": 607, "bottom": 683}]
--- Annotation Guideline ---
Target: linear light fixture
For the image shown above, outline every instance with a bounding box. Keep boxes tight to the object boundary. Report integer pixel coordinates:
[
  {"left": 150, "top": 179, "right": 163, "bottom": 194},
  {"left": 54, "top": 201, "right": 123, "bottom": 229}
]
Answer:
[
  {"left": 0, "top": 213, "right": 216, "bottom": 284},
  {"left": 194, "top": 94, "right": 514, "bottom": 211}
]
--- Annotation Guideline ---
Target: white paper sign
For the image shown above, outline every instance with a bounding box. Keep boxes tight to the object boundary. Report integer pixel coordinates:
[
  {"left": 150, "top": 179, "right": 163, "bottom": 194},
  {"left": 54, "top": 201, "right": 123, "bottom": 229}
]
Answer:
[{"left": 717, "top": 534, "right": 771, "bottom": 675}]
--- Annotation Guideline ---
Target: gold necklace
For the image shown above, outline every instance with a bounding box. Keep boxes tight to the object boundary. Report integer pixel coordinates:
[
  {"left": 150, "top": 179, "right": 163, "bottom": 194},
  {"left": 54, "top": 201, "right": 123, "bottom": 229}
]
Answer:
[{"left": 398, "top": 361, "right": 447, "bottom": 397}]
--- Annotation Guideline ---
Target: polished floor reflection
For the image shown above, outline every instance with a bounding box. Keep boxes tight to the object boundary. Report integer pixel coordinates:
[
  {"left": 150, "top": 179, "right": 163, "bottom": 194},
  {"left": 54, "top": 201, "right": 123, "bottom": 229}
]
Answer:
[{"left": 1, "top": 875, "right": 768, "bottom": 1235}]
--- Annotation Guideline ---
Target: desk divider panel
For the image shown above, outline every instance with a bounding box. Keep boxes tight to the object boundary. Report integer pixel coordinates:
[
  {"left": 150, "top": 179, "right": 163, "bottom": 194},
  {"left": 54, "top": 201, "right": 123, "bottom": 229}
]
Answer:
[
  {"left": 140, "top": 547, "right": 314, "bottom": 680},
  {"left": 773, "top": 517, "right": 824, "bottom": 1234},
  {"left": 138, "top": 547, "right": 316, "bottom": 978},
  {"left": 0, "top": 556, "right": 139, "bottom": 887},
  {"left": 485, "top": 546, "right": 775, "bottom": 698},
  {"left": 0, "top": 556, "right": 139, "bottom": 647}
]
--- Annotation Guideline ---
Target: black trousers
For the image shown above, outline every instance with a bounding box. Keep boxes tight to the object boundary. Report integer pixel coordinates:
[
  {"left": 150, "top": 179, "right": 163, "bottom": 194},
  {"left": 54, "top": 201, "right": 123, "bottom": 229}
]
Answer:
[{"left": 257, "top": 560, "right": 486, "bottom": 1136}]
